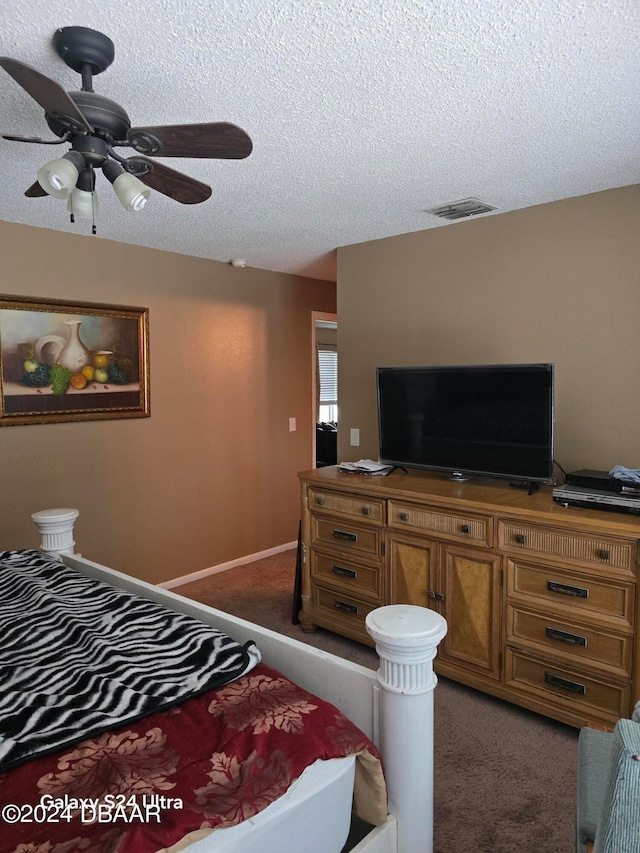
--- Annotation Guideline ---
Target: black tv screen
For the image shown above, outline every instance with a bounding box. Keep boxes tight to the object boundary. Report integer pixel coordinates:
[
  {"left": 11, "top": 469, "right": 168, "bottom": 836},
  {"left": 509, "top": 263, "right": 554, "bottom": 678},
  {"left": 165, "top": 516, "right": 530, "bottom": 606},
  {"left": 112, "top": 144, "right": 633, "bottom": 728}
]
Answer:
[{"left": 377, "top": 363, "right": 554, "bottom": 484}]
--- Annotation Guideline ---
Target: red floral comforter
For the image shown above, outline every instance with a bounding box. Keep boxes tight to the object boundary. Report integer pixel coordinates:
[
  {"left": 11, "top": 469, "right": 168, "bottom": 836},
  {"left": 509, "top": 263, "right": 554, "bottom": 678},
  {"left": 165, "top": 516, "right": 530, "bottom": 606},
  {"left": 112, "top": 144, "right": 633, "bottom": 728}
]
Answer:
[{"left": 0, "top": 663, "right": 386, "bottom": 853}]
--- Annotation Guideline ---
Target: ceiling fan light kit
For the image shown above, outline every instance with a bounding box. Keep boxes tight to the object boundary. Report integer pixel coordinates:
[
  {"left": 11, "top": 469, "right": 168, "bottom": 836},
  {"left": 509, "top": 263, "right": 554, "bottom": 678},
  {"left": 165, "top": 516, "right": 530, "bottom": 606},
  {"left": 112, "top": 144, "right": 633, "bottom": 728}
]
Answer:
[
  {"left": 0, "top": 26, "right": 252, "bottom": 231},
  {"left": 37, "top": 150, "right": 85, "bottom": 198},
  {"left": 66, "top": 163, "right": 98, "bottom": 224},
  {"left": 102, "top": 160, "right": 150, "bottom": 212}
]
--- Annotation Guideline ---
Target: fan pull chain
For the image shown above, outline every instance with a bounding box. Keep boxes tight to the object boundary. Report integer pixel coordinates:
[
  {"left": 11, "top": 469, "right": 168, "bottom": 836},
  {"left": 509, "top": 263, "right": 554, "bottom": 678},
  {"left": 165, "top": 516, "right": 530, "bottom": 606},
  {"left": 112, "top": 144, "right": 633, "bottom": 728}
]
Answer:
[
  {"left": 66, "top": 165, "right": 98, "bottom": 233},
  {"left": 90, "top": 164, "right": 97, "bottom": 234}
]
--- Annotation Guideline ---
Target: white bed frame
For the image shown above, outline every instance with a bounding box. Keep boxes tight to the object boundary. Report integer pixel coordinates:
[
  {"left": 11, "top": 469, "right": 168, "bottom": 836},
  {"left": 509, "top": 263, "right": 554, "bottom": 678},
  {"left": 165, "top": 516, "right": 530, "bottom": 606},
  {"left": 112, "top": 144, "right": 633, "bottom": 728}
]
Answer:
[{"left": 30, "top": 509, "right": 448, "bottom": 853}]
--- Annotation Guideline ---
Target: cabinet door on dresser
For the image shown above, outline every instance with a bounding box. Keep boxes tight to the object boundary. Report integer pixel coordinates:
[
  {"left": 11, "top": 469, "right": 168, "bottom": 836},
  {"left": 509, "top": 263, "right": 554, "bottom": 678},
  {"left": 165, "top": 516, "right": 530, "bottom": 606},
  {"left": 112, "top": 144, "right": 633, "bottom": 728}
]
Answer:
[
  {"left": 438, "top": 544, "right": 503, "bottom": 680},
  {"left": 388, "top": 531, "right": 438, "bottom": 609},
  {"left": 387, "top": 498, "right": 502, "bottom": 680},
  {"left": 388, "top": 531, "right": 503, "bottom": 680}
]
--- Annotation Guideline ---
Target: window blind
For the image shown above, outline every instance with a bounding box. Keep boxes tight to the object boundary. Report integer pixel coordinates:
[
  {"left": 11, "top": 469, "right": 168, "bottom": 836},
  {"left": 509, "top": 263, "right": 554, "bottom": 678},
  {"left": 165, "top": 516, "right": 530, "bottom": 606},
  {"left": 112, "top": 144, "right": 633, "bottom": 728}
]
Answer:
[{"left": 318, "top": 347, "right": 337, "bottom": 404}]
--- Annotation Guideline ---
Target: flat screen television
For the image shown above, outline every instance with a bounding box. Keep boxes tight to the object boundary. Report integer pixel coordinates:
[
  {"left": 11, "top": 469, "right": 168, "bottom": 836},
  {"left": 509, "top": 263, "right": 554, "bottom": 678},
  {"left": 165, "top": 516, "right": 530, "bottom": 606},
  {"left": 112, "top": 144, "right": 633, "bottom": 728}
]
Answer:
[{"left": 377, "top": 363, "right": 555, "bottom": 484}]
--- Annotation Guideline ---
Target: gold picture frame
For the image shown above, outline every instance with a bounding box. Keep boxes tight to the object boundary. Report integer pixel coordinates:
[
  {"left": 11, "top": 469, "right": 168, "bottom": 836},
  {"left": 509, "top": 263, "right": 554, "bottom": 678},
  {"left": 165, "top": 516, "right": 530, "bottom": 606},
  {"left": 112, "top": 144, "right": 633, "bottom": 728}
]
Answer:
[{"left": 0, "top": 294, "right": 149, "bottom": 426}]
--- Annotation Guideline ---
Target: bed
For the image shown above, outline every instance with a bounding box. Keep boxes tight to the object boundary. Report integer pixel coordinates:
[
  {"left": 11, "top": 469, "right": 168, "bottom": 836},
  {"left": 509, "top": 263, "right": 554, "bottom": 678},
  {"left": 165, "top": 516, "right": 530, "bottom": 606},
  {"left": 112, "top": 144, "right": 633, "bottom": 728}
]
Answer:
[{"left": 0, "top": 508, "right": 448, "bottom": 853}]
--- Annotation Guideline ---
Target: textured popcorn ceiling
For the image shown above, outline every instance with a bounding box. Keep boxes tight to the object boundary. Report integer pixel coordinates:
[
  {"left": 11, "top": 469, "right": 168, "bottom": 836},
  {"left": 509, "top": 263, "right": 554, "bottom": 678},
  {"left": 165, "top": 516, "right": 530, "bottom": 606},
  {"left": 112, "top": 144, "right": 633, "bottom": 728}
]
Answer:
[{"left": 0, "top": 0, "right": 638, "bottom": 281}]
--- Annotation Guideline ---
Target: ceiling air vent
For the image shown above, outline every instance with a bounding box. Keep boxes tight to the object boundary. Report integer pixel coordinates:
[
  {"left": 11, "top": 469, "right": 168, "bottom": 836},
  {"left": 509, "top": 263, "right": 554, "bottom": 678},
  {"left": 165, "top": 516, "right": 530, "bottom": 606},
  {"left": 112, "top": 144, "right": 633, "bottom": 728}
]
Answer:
[{"left": 425, "top": 198, "right": 497, "bottom": 221}]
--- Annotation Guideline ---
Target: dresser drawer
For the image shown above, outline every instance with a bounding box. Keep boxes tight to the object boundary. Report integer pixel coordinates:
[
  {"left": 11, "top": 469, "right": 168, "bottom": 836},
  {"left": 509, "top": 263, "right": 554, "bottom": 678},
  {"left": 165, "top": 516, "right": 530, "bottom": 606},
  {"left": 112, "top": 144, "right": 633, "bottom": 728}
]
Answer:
[
  {"left": 504, "top": 649, "right": 630, "bottom": 721},
  {"left": 506, "top": 604, "right": 633, "bottom": 679},
  {"left": 506, "top": 560, "right": 635, "bottom": 630},
  {"left": 308, "top": 487, "right": 385, "bottom": 525},
  {"left": 310, "top": 551, "right": 383, "bottom": 602},
  {"left": 389, "top": 501, "right": 492, "bottom": 547},
  {"left": 498, "top": 520, "right": 636, "bottom": 578},
  {"left": 311, "top": 585, "right": 378, "bottom": 632},
  {"left": 311, "top": 516, "right": 382, "bottom": 562}
]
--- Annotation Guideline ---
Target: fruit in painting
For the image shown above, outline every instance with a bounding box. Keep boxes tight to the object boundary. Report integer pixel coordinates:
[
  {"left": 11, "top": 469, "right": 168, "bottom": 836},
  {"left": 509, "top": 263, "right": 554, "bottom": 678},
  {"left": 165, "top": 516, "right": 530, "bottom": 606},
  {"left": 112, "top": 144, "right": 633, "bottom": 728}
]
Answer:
[
  {"left": 23, "top": 359, "right": 38, "bottom": 373},
  {"left": 94, "top": 368, "right": 109, "bottom": 383},
  {"left": 19, "top": 363, "right": 52, "bottom": 387},
  {"left": 70, "top": 372, "right": 88, "bottom": 390},
  {"left": 81, "top": 365, "right": 95, "bottom": 380},
  {"left": 51, "top": 365, "right": 72, "bottom": 395}
]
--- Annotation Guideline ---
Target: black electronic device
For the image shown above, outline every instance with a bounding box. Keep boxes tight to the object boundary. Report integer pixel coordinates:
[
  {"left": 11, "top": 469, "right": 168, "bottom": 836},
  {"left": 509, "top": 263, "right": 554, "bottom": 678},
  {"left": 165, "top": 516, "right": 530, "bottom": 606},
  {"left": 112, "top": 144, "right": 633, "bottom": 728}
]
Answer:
[
  {"left": 566, "top": 469, "right": 622, "bottom": 492},
  {"left": 376, "top": 363, "right": 554, "bottom": 484},
  {"left": 553, "top": 484, "right": 640, "bottom": 515},
  {"left": 566, "top": 469, "right": 640, "bottom": 495}
]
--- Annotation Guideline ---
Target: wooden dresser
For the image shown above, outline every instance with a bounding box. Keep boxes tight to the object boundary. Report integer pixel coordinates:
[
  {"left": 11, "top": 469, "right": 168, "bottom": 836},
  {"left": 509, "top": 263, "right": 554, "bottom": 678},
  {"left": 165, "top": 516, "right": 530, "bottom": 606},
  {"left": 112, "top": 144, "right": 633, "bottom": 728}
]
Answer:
[{"left": 298, "top": 466, "right": 640, "bottom": 729}]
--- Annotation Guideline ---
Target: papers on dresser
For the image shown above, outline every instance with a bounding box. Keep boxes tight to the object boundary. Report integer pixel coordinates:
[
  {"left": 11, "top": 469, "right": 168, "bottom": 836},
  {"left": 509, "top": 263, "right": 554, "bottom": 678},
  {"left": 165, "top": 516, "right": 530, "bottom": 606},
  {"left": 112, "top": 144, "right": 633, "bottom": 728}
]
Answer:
[{"left": 338, "top": 459, "right": 394, "bottom": 475}]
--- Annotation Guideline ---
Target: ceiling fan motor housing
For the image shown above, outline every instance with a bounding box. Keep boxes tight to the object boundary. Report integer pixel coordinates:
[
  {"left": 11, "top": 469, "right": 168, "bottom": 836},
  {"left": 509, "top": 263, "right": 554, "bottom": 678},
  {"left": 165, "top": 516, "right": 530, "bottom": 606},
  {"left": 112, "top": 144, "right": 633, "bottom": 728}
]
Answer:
[{"left": 45, "top": 91, "right": 131, "bottom": 141}]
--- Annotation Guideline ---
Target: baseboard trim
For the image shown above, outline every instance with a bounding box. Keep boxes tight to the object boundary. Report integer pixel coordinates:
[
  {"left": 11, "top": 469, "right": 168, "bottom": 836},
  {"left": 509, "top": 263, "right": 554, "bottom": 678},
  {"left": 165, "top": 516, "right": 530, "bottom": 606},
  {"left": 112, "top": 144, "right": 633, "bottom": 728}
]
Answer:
[{"left": 159, "top": 541, "right": 297, "bottom": 589}]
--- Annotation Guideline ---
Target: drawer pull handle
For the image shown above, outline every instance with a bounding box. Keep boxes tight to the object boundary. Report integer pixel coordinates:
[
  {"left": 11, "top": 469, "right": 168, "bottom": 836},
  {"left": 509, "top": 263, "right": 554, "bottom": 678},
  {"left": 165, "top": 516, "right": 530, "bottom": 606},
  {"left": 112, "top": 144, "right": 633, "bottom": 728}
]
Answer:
[
  {"left": 361, "top": 506, "right": 371, "bottom": 516},
  {"left": 333, "top": 565, "right": 357, "bottom": 579},
  {"left": 515, "top": 534, "right": 527, "bottom": 545},
  {"left": 547, "top": 580, "right": 589, "bottom": 599},
  {"left": 544, "top": 672, "right": 586, "bottom": 696},
  {"left": 460, "top": 524, "right": 471, "bottom": 535},
  {"left": 597, "top": 549, "right": 611, "bottom": 561},
  {"left": 545, "top": 626, "right": 587, "bottom": 647},
  {"left": 333, "top": 529, "right": 357, "bottom": 542},
  {"left": 428, "top": 590, "right": 445, "bottom": 602},
  {"left": 316, "top": 496, "right": 325, "bottom": 506},
  {"left": 335, "top": 599, "right": 359, "bottom": 615},
  {"left": 399, "top": 512, "right": 409, "bottom": 522}
]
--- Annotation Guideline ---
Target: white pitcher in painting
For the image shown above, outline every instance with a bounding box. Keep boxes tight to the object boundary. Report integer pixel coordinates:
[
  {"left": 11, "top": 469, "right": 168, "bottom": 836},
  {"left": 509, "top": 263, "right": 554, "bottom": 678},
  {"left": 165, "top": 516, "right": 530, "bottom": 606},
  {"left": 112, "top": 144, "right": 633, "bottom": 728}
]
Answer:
[{"left": 57, "top": 320, "right": 90, "bottom": 371}]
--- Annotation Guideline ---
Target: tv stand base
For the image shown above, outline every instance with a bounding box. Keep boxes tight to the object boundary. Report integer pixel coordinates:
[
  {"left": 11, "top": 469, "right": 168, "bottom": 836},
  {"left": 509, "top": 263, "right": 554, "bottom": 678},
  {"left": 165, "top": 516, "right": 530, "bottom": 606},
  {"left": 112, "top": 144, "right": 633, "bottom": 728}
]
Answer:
[{"left": 509, "top": 480, "right": 541, "bottom": 495}]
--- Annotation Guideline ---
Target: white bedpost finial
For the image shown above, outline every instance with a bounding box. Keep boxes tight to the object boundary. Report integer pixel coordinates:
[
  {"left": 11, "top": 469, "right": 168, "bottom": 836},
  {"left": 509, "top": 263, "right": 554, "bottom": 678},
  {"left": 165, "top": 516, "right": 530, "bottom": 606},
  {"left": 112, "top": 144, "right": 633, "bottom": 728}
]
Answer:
[
  {"left": 366, "top": 605, "right": 447, "bottom": 853},
  {"left": 31, "top": 508, "right": 79, "bottom": 561}
]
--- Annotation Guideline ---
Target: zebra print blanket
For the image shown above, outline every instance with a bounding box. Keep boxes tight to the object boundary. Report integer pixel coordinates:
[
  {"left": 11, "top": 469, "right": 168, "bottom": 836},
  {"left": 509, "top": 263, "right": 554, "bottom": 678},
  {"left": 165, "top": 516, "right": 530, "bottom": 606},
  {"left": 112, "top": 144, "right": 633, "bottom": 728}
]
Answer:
[{"left": 0, "top": 550, "right": 261, "bottom": 773}]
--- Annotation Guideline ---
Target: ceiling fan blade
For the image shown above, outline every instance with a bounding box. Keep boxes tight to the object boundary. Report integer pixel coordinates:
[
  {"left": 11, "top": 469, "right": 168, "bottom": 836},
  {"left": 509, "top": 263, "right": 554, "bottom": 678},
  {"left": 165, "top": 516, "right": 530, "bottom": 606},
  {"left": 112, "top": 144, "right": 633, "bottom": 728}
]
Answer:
[
  {"left": 125, "top": 157, "right": 212, "bottom": 204},
  {"left": 127, "top": 122, "right": 252, "bottom": 159},
  {"left": 25, "top": 181, "right": 48, "bottom": 197},
  {"left": 2, "top": 131, "right": 70, "bottom": 144},
  {"left": 0, "top": 57, "right": 93, "bottom": 132}
]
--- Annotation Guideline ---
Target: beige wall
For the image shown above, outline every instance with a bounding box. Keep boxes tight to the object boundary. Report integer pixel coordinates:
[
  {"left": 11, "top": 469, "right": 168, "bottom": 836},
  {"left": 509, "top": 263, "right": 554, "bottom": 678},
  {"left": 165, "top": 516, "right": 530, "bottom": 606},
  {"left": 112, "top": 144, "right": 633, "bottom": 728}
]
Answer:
[
  {"left": 0, "top": 221, "right": 336, "bottom": 582},
  {"left": 336, "top": 185, "right": 640, "bottom": 475}
]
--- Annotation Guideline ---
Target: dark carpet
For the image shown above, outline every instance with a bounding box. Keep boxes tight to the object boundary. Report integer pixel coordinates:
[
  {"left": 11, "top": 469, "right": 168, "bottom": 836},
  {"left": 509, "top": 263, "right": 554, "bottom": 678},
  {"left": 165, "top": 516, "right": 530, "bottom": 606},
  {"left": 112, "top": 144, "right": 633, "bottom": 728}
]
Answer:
[{"left": 174, "top": 549, "right": 578, "bottom": 853}]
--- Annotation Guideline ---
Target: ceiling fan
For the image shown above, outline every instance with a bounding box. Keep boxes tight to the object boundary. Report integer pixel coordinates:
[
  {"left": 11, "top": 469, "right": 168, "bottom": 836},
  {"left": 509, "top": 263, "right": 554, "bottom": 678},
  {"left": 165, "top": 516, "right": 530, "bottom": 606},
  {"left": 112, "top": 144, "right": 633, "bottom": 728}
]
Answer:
[{"left": 0, "top": 26, "right": 253, "bottom": 229}]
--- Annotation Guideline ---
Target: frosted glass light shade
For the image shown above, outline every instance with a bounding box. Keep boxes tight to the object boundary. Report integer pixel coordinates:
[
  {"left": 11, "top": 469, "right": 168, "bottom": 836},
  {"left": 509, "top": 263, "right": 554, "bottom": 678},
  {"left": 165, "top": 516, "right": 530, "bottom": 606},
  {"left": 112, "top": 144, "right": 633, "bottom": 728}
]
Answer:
[
  {"left": 67, "top": 188, "right": 97, "bottom": 219},
  {"left": 112, "top": 173, "right": 150, "bottom": 211},
  {"left": 37, "top": 152, "right": 84, "bottom": 199}
]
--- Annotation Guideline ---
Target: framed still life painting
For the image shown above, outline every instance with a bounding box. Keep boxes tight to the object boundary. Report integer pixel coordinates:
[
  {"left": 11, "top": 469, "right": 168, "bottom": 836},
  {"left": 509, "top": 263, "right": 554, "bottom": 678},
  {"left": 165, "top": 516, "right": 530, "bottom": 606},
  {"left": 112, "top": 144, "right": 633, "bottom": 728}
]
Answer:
[{"left": 0, "top": 294, "right": 149, "bottom": 426}]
